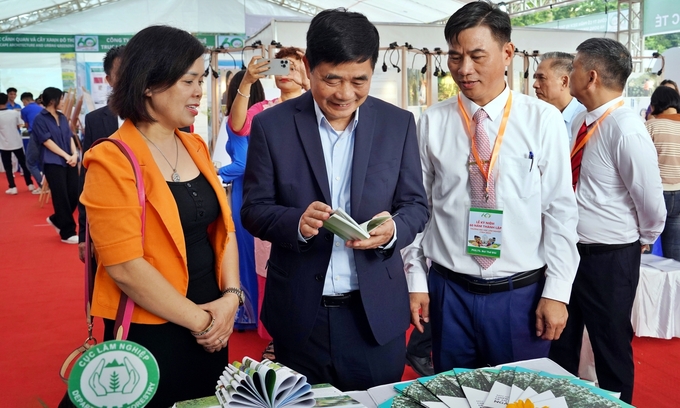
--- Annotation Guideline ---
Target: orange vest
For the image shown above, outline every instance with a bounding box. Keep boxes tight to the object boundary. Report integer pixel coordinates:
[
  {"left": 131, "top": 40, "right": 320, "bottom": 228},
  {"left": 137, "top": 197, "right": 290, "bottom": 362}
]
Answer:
[{"left": 81, "top": 120, "right": 234, "bottom": 324}]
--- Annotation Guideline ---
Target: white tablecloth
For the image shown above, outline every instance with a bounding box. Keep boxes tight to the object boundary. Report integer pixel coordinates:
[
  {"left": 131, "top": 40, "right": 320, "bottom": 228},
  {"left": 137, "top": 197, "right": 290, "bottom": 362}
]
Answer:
[{"left": 632, "top": 255, "right": 680, "bottom": 339}]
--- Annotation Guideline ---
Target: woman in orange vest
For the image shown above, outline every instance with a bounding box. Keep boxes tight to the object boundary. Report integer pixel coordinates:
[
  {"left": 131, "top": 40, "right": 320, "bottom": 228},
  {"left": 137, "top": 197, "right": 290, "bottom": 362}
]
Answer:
[{"left": 81, "top": 26, "right": 239, "bottom": 407}]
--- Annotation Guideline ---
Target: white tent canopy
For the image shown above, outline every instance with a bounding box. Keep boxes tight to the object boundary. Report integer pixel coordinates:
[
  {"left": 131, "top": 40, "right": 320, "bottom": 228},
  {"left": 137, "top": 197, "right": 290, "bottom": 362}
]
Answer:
[{"left": 0, "top": 0, "right": 471, "bottom": 35}]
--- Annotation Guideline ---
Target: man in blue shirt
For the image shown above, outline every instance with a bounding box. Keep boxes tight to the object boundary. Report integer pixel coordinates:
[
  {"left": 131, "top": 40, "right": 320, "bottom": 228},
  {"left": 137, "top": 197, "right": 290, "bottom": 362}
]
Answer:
[
  {"left": 20, "top": 92, "right": 44, "bottom": 190},
  {"left": 6, "top": 88, "right": 22, "bottom": 110}
]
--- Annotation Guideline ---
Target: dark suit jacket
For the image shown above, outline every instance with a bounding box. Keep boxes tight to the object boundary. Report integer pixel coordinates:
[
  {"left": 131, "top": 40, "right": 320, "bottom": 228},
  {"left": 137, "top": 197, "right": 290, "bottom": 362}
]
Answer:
[
  {"left": 241, "top": 92, "right": 429, "bottom": 347},
  {"left": 78, "top": 105, "right": 119, "bottom": 242}
]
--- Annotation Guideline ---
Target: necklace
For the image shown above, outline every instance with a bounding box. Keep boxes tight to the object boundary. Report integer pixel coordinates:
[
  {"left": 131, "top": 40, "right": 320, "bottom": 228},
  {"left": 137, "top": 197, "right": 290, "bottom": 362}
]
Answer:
[{"left": 137, "top": 127, "right": 181, "bottom": 182}]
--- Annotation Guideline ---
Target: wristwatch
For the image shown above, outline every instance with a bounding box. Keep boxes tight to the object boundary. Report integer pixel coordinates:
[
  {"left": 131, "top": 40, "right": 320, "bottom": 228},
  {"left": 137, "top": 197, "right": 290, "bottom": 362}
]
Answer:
[{"left": 222, "top": 287, "right": 244, "bottom": 306}]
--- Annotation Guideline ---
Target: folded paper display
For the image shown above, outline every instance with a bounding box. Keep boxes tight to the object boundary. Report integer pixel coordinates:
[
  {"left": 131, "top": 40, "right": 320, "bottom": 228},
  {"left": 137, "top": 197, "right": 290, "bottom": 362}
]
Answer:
[
  {"left": 215, "top": 357, "right": 315, "bottom": 408},
  {"left": 323, "top": 208, "right": 397, "bottom": 241}
]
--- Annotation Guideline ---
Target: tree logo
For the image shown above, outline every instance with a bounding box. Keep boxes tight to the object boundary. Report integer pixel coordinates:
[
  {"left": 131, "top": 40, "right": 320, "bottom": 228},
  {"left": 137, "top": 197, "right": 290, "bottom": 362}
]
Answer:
[{"left": 67, "top": 340, "right": 159, "bottom": 407}]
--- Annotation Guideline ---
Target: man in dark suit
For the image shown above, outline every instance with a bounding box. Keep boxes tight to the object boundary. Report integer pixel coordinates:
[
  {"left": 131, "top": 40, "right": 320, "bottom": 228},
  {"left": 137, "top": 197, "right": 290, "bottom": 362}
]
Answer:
[
  {"left": 77, "top": 45, "right": 124, "bottom": 261},
  {"left": 241, "top": 9, "right": 429, "bottom": 391}
]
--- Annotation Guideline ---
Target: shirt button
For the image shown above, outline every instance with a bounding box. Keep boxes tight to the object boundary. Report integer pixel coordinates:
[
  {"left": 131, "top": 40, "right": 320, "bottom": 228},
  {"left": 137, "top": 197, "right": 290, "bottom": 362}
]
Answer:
[
  {"left": 192, "top": 192, "right": 198, "bottom": 197},
  {"left": 315, "top": 274, "right": 323, "bottom": 281},
  {"left": 187, "top": 183, "right": 192, "bottom": 187},
  {"left": 198, "top": 211, "right": 204, "bottom": 217},
  {"left": 335, "top": 177, "right": 340, "bottom": 181},
  {"left": 335, "top": 242, "right": 340, "bottom": 247},
  {"left": 334, "top": 276, "right": 339, "bottom": 281}
]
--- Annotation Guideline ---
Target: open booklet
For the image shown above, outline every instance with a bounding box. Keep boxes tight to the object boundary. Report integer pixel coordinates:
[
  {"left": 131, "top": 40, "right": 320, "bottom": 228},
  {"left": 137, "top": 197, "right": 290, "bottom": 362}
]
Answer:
[
  {"left": 323, "top": 208, "right": 397, "bottom": 241},
  {"left": 215, "top": 357, "right": 315, "bottom": 408}
]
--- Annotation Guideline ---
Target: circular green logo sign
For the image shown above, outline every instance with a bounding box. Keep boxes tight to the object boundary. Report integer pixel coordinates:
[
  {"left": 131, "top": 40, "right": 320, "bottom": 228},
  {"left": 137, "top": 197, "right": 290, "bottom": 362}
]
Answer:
[{"left": 67, "top": 340, "right": 159, "bottom": 408}]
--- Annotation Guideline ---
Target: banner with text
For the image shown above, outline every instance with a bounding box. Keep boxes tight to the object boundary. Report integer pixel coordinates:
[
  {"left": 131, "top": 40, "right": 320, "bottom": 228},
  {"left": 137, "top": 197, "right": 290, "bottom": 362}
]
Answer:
[
  {"left": 0, "top": 34, "right": 74, "bottom": 53},
  {"left": 644, "top": 0, "right": 680, "bottom": 36}
]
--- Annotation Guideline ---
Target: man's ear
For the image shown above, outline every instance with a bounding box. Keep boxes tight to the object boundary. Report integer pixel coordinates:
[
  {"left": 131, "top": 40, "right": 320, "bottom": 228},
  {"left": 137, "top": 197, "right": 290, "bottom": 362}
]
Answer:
[
  {"left": 561, "top": 74, "right": 569, "bottom": 89},
  {"left": 303, "top": 55, "right": 312, "bottom": 79},
  {"left": 587, "top": 69, "right": 598, "bottom": 90}
]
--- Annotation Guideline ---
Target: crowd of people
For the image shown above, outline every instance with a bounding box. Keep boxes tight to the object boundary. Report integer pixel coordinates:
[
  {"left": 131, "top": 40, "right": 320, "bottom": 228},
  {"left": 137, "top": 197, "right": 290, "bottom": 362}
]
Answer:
[{"left": 2, "top": 1, "right": 679, "bottom": 406}]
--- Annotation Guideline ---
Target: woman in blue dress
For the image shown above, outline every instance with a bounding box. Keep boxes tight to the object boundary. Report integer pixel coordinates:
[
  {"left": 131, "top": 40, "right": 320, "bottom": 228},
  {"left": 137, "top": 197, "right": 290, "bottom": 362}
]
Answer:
[{"left": 218, "top": 70, "right": 265, "bottom": 330}]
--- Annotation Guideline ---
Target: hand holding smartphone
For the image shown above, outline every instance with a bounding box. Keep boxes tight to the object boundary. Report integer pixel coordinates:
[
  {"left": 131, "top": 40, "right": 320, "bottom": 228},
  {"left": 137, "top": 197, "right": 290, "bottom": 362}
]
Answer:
[{"left": 264, "top": 58, "right": 291, "bottom": 76}]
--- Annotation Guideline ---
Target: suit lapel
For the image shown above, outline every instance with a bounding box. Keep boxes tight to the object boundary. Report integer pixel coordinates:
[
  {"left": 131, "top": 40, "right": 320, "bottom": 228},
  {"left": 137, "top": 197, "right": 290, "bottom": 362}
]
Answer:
[
  {"left": 115, "top": 120, "right": 186, "bottom": 259},
  {"left": 295, "top": 93, "right": 331, "bottom": 204},
  {"left": 351, "top": 98, "right": 376, "bottom": 218}
]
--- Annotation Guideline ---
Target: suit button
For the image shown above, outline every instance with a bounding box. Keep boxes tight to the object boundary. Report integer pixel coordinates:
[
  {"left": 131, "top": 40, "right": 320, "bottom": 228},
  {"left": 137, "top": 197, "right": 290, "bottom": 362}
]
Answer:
[
  {"left": 325, "top": 233, "right": 332, "bottom": 242},
  {"left": 315, "top": 274, "right": 323, "bottom": 281}
]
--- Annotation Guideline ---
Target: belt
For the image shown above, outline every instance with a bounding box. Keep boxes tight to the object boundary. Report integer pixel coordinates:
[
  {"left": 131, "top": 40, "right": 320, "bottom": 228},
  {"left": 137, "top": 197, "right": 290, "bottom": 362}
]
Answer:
[
  {"left": 577, "top": 241, "right": 637, "bottom": 256},
  {"left": 321, "top": 291, "right": 361, "bottom": 308},
  {"left": 432, "top": 262, "right": 545, "bottom": 295}
]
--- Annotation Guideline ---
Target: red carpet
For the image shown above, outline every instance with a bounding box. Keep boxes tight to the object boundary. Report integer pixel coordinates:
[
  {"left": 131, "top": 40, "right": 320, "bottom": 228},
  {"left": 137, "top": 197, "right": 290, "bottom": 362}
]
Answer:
[{"left": 0, "top": 176, "right": 677, "bottom": 407}]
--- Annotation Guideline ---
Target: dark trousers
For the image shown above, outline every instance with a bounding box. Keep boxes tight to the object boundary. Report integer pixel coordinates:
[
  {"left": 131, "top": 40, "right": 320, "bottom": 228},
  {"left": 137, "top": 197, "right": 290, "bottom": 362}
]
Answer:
[
  {"left": 549, "top": 241, "right": 640, "bottom": 404},
  {"left": 429, "top": 266, "right": 549, "bottom": 372},
  {"left": 1, "top": 148, "right": 33, "bottom": 188},
  {"left": 274, "top": 296, "right": 405, "bottom": 391},
  {"left": 407, "top": 321, "right": 432, "bottom": 358},
  {"left": 43, "top": 163, "right": 78, "bottom": 239},
  {"left": 25, "top": 133, "right": 43, "bottom": 185}
]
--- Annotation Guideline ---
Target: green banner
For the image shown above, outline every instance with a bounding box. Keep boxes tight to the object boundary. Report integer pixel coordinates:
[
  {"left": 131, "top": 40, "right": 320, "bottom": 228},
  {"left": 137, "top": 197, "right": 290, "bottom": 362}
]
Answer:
[
  {"left": 218, "top": 34, "right": 246, "bottom": 49},
  {"left": 0, "top": 34, "right": 74, "bottom": 52},
  {"left": 644, "top": 0, "right": 680, "bottom": 36},
  {"left": 0, "top": 33, "right": 226, "bottom": 53}
]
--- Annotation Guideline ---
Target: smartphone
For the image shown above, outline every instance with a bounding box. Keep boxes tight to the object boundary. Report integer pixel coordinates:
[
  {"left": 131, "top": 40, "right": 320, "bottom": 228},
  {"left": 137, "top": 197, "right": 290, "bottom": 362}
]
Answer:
[{"left": 265, "top": 58, "right": 291, "bottom": 76}]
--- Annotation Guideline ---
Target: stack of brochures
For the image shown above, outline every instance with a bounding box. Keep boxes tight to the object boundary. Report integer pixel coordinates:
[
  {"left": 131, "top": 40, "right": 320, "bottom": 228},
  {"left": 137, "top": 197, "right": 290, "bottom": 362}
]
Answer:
[
  {"left": 214, "top": 357, "right": 315, "bottom": 408},
  {"left": 383, "top": 367, "right": 633, "bottom": 408}
]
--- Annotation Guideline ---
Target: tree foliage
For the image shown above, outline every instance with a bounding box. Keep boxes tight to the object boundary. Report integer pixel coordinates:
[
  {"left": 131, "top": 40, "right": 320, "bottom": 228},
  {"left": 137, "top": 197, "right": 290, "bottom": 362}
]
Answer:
[{"left": 511, "top": 0, "right": 680, "bottom": 52}]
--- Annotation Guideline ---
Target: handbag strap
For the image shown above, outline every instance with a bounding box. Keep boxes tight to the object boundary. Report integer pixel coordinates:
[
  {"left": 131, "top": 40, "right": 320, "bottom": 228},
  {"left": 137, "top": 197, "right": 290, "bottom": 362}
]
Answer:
[
  {"left": 87, "top": 138, "right": 146, "bottom": 340},
  {"left": 61, "top": 138, "right": 146, "bottom": 383}
]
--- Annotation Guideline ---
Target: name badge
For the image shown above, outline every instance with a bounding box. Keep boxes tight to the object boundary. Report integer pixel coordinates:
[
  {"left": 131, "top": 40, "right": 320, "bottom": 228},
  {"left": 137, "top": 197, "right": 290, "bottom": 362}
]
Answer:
[{"left": 467, "top": 208, "right": 503, "bottom": 258}]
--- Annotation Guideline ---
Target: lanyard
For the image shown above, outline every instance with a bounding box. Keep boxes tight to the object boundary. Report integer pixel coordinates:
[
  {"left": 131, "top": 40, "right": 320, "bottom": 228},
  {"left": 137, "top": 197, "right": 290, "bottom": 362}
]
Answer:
[
  {"left": 458, "top": 92, "right": 513, "bottom": 193},
  {"left": 570, "top": 100, "right": 624, "bottom": 158}
]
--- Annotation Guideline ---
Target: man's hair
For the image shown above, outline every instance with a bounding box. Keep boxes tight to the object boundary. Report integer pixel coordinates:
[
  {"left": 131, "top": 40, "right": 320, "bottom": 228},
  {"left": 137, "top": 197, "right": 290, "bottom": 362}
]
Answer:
[
  {"left": 541, "top": 52, "right": 574, "bottom": 75},
  {"left": 305, "top": 8, "right": 379, "bottom": 72},
  {"left": 225, "top": 70, "right": 265, "bottom": 116},
  {"left": 6, "top": 87, "right": 17, "bottom": 94},
  {"left": 651, "top": 85, "right": 680, "bottom": 116},
  {"left": 109, "top": 26, "right": 206, "bottom": 123},
  {"left": 660, "top": 79, "right": 679, "bottom": 92},
  {"left": 576, "top": 38, "right": 631, "bottom": 91},
  {"left": 41, "top": 87, "right": 63, "bottom": 108},
  {"left": 274, "top": 46, "right": 303, "bottom": 60},
  {"left": 103, "top": 45, "right": 125, "bottom": 77},
  {"left": 0, "top": 93, "right": 7, "bottom": 105},
  {"left": 20, "top": 92, "right": 33, "bottom": 101},
  {"left": 444, "top": 1, "right": 511, "bottom": 46}
]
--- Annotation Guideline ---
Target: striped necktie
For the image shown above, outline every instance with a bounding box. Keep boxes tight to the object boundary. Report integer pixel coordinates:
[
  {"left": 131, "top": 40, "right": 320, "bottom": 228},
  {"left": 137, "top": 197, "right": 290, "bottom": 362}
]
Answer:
[
  {"left": 470, "top": 108, "right": 495, "bottom": 270},
  {"left": 571, "top": 121, "right": 588, "bottom": 191}
]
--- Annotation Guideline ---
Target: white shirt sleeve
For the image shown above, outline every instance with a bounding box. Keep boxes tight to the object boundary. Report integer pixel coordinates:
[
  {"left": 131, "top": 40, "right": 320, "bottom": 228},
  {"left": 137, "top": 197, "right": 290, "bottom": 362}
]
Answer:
[
  {"left": 538, "top": 108, "right": 580, "bottom": 304},
  {"left": 614, "top": 130, "right": 666, "bottom": 244}
]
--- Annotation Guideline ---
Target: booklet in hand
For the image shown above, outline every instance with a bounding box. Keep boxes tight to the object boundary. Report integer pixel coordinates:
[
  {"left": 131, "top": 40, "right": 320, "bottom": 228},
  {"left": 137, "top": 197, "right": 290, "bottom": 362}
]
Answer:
[{"left": 323, "top": 208, "right": 397, "bottom": 241}]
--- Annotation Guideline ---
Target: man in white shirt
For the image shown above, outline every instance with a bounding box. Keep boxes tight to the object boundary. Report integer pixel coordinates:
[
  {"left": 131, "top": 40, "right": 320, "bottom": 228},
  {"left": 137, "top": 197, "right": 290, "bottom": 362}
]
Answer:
[
  {"left": 0, "top": 92, "right": 35, "bottom": 194},
  {"left": 549, "top": 38, "right": 666, "bottom": 404},
  {"left": 403, "top": 1, "right": 579, "bottom": 372},
  {"left": 532, "top": 52, "right": 586, "bottom": 143}
]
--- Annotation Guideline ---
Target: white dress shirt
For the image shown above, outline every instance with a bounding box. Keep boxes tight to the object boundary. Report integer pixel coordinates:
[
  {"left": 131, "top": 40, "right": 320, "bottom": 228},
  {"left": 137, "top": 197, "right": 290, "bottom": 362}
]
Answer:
[
  {"left": 571, "top": 96, "right": 666, "bottom": 245},
  {"left": 562, "top": 97, "right": 586, "bottom": 144},
  {"left": 403, "top": 86, "right": 579, "bottom": 304}
]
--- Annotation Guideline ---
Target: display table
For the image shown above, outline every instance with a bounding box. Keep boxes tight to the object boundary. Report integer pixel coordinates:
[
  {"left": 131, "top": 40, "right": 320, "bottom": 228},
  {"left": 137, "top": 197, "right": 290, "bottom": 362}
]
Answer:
[{"left": 632, "top": 254, "right": 680, "bottom": 339}]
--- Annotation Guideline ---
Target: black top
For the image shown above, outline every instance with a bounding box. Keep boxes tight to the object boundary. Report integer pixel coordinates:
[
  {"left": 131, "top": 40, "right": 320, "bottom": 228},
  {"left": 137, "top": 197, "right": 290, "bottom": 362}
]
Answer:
[{"left": 167, "top": 172, "right": 221, "bottom": 301}]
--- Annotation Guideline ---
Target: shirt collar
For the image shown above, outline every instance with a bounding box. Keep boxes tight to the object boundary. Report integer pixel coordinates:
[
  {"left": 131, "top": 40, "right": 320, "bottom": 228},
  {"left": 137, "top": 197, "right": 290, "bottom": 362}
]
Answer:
[
  {"left": 459, "top": 83, "right": 510, "bottom": 122},
  {"left": 313, "top": 99, "right": 360, "bottom": 134},
  {"left": 584, "top": 96, "right": 623, "bottom": 126},
  {"left": 562, "top": 97, "right": 584, "bottom": 123}
]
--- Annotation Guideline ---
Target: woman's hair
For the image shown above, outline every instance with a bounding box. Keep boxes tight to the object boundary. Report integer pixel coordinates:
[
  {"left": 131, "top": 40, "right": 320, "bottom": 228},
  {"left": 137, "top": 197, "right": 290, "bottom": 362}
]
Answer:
[
  {"left": 109, "top": 25, "right": 206, "bottom": 123},
  {"left": 41, "top": 87, "right": 63, "bottom": 108},
  {"left": 660, "top": 79, "right": 679, "bottom": 92},
  {"left": 274, "top": 46, "right": 303, "bottom": 60},
  {"left": 651, "top": 85, "right": 680, "bottom": 116},
  {"left": 225, "top": 70, "right": 265, "bottom": 116}
]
